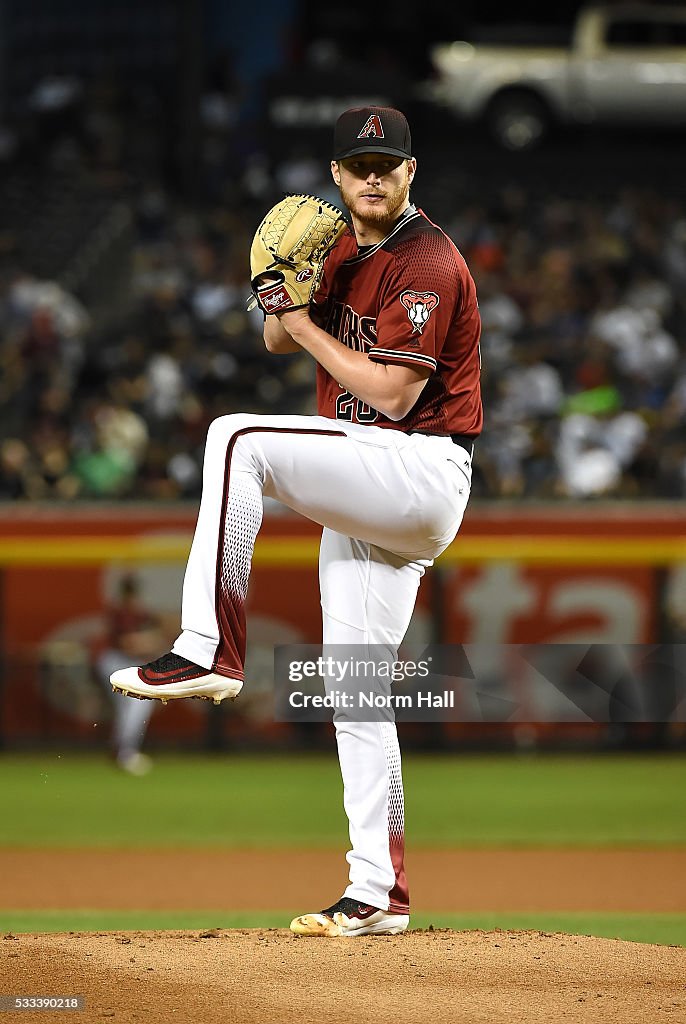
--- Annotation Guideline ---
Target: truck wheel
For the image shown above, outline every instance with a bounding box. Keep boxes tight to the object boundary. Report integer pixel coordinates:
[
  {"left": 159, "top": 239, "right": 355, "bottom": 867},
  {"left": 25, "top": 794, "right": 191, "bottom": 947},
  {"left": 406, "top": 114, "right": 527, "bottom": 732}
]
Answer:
[{"left": 487, "top": 92, "right": 549, "bottom": 151}]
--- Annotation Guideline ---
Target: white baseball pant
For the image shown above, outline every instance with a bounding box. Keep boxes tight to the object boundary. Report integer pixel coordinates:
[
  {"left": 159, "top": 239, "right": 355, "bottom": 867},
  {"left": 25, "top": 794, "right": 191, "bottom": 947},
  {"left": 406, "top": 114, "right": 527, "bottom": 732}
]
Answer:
[
  {"left": 98, "top": 649, "right": 154, "bottom": 759},
  {"left": 172, "top": 413, "right": 472, "bottom": 912}
]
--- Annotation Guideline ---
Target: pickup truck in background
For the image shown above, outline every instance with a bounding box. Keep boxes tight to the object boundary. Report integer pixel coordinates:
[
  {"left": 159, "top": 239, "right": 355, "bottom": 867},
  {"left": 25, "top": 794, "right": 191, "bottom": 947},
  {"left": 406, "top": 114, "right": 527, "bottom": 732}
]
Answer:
[{"left": 426, "top": 5, "right": 686, "bottom": 150}]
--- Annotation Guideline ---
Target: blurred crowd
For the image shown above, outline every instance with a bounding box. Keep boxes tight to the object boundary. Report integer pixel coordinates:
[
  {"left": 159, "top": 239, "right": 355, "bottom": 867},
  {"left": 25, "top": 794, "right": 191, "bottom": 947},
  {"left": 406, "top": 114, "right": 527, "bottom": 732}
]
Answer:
[
  {"left": 1, "top": 76, "right": 686, "bottom": 502},
  {"left": 453, "top": 187, "right": 686, "bottom": 498}
]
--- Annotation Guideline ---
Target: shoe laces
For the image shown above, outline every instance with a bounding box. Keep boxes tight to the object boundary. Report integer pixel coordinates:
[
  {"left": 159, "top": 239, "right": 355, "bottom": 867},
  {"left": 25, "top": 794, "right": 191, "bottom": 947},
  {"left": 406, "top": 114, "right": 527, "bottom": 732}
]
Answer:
[{"left": 144, "top": 652, "right": 197, "bottom": 673}]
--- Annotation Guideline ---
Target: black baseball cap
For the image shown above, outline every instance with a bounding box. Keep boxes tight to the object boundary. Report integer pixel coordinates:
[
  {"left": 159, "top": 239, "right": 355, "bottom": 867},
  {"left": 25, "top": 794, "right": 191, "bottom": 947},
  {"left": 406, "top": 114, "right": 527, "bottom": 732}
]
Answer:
[{"left": 333, "top": 106, "right": 412, "bottom": 161}]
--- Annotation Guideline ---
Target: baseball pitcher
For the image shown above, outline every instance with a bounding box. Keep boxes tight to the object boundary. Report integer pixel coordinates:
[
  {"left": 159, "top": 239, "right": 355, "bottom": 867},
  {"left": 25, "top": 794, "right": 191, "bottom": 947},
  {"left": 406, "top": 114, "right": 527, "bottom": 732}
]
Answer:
[{"left": 112, "top": 105, "right": 482, "bottom": 937}]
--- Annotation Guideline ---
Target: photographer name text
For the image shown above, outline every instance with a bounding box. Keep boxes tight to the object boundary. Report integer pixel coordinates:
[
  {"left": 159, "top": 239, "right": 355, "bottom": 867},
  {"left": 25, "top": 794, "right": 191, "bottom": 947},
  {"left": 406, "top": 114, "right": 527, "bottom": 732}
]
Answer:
[{"left": 288, "top": 690, "right": 455, "bottom": 709}]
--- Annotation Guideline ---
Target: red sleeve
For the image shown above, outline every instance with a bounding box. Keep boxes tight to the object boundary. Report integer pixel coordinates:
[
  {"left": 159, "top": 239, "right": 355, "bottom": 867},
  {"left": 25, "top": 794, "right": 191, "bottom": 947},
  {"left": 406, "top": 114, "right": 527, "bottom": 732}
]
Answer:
[{"left": 368, "top": 231, "right": 462, "bottom": 373}]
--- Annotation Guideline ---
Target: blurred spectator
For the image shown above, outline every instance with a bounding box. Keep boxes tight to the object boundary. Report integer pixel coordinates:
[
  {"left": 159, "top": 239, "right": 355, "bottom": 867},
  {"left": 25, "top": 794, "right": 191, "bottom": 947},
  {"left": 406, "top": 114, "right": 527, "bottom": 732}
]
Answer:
[{"left": 0, "top": 439, "right": 34, "bottom": 499}]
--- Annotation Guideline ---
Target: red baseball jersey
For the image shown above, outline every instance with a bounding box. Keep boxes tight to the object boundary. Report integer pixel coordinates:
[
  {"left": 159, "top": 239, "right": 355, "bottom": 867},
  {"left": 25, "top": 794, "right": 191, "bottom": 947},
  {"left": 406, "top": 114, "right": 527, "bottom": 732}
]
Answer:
[{"left": 312, "top": 206, "right": 482, "bottom": 436}]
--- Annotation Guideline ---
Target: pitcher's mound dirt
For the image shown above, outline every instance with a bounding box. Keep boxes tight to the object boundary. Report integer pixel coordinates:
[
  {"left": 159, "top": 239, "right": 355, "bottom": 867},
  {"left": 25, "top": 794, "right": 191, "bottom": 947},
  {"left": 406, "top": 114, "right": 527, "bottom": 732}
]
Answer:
[{"left": 2, "top": 929, "right": 685, "bottom": 1024}]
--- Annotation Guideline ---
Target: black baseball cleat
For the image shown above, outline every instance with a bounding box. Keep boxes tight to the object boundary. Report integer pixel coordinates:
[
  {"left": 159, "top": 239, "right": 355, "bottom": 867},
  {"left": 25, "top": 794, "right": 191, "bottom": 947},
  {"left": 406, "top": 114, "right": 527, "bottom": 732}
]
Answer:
[
  {"left": 290, "top": 896, "right": 409, "bottom": 937},
  {"left": 110, "top": 652, "right": 243, "bottom": 705}
]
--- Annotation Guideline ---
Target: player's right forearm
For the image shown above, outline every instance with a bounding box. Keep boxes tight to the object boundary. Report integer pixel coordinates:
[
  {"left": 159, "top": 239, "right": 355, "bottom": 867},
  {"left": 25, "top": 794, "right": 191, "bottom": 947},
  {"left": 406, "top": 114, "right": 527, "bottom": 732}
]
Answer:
[{"left": 263, "top": 316, "right": 302, "bottom": 354}]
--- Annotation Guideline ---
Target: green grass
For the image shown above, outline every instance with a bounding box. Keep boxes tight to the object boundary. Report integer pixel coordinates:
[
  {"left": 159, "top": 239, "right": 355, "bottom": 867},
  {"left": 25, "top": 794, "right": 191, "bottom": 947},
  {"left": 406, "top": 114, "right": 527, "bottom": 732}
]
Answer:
[
  {"left": 3, "top": 910, "right": 685, "bottom": 947},
  {"left": 0, "top": 752, "right": 684, "bottom": 848}
]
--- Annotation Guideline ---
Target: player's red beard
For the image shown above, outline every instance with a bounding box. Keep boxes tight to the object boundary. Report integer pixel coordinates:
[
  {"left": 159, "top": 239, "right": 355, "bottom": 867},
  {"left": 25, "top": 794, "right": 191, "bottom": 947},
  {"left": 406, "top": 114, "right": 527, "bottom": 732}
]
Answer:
[{"left": 340, "top": 167, "right": 412, "bottom": 230}]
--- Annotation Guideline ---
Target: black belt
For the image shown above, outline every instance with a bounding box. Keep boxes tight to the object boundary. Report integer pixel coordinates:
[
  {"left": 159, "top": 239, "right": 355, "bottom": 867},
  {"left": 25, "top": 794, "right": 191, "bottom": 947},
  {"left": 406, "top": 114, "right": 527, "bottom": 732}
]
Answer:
[
  {"left": 450, "top": 433, "right": 476, "bottom": 449},
  {"left": 412, "top": 431, "right": 476, "bottom": 457},
  {"left": 450, "top": 433, "right": 476, "bottom": 457}
]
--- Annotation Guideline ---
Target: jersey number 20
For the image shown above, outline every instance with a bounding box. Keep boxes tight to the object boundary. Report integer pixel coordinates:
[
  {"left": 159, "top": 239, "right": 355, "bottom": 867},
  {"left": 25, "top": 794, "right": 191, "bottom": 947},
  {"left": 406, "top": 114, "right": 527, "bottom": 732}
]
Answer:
[{"left": 336, "top": 391, "right": 379, "bottom": 424}]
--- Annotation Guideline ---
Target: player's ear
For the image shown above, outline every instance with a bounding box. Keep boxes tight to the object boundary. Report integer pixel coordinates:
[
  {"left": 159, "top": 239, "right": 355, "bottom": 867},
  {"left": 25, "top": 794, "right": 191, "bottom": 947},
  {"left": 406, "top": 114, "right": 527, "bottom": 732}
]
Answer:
[
  {"left": 331, "top": 160, "right": 341, "bottom": 186},
  {"left": 407, "top": 158, "right": 417, "bottom": 186}
]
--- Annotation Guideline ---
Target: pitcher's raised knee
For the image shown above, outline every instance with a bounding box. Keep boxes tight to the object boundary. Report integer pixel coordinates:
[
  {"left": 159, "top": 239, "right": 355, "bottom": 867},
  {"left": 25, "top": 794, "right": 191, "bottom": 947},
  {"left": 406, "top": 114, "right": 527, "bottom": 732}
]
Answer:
[{"left": 206, "top": 412, "right": 261, "bottom": 447}]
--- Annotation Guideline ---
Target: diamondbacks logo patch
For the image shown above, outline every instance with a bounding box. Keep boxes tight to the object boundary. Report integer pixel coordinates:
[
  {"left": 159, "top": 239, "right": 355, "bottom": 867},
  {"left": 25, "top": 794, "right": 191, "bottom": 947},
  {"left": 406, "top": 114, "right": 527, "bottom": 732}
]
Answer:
[
  {"left": 357, "top": 114, "right": 384, "bottom": 140},
  {"left": 400, "top": 290, "right": 440, "bottom": 334}
]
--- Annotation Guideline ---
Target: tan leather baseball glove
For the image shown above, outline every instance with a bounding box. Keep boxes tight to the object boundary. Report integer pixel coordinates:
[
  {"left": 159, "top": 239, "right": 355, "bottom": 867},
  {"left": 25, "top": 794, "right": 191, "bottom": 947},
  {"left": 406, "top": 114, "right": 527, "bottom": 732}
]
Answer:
[{"left": 248, "top": 194, "right": 348, "bottom": 314}]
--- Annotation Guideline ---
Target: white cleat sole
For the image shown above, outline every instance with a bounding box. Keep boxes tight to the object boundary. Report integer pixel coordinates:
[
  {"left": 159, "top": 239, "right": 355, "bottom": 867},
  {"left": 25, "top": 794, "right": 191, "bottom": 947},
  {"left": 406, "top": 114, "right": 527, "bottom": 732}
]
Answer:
[
  {"left": 290, "top": 911, "right": 409, "bottom": 937},
  {"left": 110, "top": 667, "right": 243, "bottom": 705}
]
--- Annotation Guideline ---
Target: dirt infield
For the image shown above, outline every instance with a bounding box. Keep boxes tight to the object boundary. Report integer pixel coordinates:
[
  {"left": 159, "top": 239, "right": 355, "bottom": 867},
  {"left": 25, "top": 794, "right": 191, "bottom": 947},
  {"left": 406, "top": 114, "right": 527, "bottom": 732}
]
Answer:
[
  {"left": 2, "top": 849, "right": 686, "bottom": 1023},
  {"left": 1, "top": 847, "right": 685, "bottom": 912},
  {"left": 2, "top": 929, "right": 686, "bottom": 1024}
]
